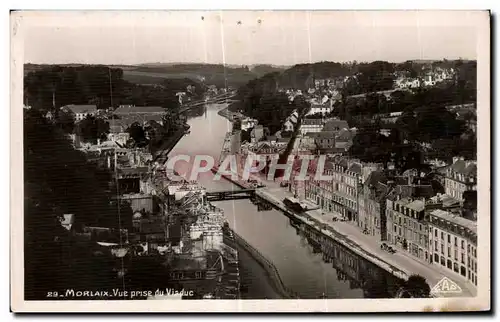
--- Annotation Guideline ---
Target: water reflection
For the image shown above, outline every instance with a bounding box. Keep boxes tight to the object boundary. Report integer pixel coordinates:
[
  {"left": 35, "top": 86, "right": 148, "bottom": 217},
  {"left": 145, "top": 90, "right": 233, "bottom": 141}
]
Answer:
[{"left": 171, "top": 104, "right": 404, "bottom": 299}]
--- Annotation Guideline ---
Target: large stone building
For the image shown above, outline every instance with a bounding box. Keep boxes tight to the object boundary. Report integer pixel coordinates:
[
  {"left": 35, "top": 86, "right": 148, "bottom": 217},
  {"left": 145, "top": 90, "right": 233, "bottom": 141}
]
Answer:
[
  {"left": 428, "top": 209, "right": 477, "bottom": 287},
  {"left": 385, "top": 184, "right": 438, "bottom": 263},
  {"left": 358, "top": 171, "right": 390, "bottom": 240},
  {"left": 305, "top": 156, "right": 381, "bottom": 226},
  {"left": 444, "top": 158, "right": 477, "bottom": 201},
  {"left": 60, "top": 104, "right": 97, "bottom": 122}
]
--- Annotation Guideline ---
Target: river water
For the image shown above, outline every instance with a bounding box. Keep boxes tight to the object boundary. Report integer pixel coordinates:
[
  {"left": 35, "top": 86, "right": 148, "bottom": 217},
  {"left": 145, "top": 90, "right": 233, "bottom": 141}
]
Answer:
[{"left": 169, "top": 104, "right": 365, "bottom": 299}]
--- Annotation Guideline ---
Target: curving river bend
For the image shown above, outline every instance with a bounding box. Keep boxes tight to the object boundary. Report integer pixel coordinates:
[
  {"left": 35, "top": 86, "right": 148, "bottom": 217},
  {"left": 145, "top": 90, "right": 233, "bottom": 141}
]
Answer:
[{"left": 169, "top": 103, "right": 367, "bottom": 299}]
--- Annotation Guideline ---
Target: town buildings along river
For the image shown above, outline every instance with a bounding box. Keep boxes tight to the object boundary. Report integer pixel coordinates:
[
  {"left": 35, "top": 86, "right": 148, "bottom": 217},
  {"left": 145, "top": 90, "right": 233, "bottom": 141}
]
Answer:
[{"left": 171, "top": 103, "right": 404, "bottom": 299}]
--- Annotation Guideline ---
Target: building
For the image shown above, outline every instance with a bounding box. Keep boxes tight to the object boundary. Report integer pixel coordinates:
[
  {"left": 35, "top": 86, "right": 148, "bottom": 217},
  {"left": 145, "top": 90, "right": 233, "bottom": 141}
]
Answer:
[
  {"left": 113, "top": 105, "right": 165, "bottom": 115},
  {"left": 283, "top": 111, "right": 299, "bottom": 132},
  {"left": 189, "top": 207, "right": 226, "bottom": 252},
  {"left": 300, "top": 118, "right": 325, "bottom": 135},
  {"left": 60, "top": 214, "right": 75, "bottom": 231},
  {"left": 110, "top": 106, "right": 166, "bottom": 130},
  {"left": 305, "top": 156, "right": 381, "bottom": 225},
  {"left": 385, "top": 183, "right": 438, "bottom": 263},
  {"left": 250, "top": 125, "right": 266, "bottom": 143},
  {"left": 444, "top": 158, "right": 477, "bottom": 201},
  {"left": 322, "top": 119, "right": 349, "bottom": 133},
  {"left": 307, "top": 103, "right": 333, "bottom": 116},
  {"left": 240, "top": 117, "right": 258, "bottom": 131},
  {"left": 60, "top": 104, "right": 98, "bottom": 122},
  {"left": 239, "top": 140, "right": 287, "bottom": 173},
  {"left": 307, "top": 131, "right": 337, "bottom": 153},
  {"left": 428, "top": 209, "right": 477, "bottom": 286},
  {"left": 358, "top": 171, "right": 390, "bottom": 240},
  {"left": 120, "top": 193, "right": 154, "bottom": 213}
]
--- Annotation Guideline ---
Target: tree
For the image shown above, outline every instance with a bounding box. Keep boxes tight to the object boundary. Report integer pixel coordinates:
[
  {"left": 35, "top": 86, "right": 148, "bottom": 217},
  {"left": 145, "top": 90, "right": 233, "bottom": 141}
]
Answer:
[
  {"left": 76, "top": 115, "right": 110, "bottom": 144},
  {"left": 57, "top": 110, "right": 76, "bottom": 134},
  {"left": 24, "top": 109, "right": 134, "bottom": 299},
  {"left": 127, "top": 122, "right": 148, "bottom": 147},
  {"left": 397, "top": 274, "right": 431, "bottom": 298}
]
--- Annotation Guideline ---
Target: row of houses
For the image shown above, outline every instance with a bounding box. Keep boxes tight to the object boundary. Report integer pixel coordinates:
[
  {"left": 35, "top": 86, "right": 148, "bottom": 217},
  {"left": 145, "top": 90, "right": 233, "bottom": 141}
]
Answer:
[{"left": 302, "top": 156, "right": 478, "bottom": 287}]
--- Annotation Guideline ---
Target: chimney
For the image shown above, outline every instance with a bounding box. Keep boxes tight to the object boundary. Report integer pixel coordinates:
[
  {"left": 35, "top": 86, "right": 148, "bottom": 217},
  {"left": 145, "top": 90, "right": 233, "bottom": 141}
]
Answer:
[{"left": 408, "top": 175, "right": 412, "bottom": 186}]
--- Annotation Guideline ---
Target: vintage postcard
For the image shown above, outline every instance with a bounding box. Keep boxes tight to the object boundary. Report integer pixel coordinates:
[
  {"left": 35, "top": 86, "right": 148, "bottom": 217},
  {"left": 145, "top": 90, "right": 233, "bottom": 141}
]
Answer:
[{"left": 10, "top": 10, "right": 490, "bottom": 312}]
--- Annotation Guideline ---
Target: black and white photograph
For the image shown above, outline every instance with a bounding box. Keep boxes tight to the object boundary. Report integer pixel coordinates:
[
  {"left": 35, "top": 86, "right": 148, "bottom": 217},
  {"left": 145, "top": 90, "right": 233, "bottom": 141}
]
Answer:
[{"left": 10, "top": 10, "right": 490, "bottom": 312}]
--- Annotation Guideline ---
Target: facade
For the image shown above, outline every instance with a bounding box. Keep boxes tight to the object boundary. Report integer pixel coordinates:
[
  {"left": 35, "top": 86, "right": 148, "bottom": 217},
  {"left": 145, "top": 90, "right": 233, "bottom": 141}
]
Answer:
[
  {"left": 60, "top": 104, "right": 98, "bottom": 122},
  {"left": 322, "top": 119, "right": 349, "bottom": 133},
  {"left": 189, "top": 208, "right": 226, "bottom": 251},
  {"left": 250, "top": 125, "right": 266, "bottom": 143},
  {"left": 428, "top": 209, "right": 477, "bottom": 286},
  {"left": 300, "top": 118, "right": 325, "bottom": 135},
  {"left": 385, "top": 184, "right": 438, "bottom": 263},
  {"left": 241, "top": 118, "right": 258, "bottom": 131},
  {"left": 305, "top": 156, "right": 381, "bottom": 225},
  {"left": 358, "top": 171, "right": 389, "bottom": 240},
  {"left": 307, "top": 103, "right": 333, "bottom": 116},
  {"left": 444, "top": 158, "right": 477, "bottom": 201},
  {"left": 107, "top": 132, "right": 130, "bottom": 146},
  {"left": 121, "top": 193, "right": 154, "bottom": 213}
]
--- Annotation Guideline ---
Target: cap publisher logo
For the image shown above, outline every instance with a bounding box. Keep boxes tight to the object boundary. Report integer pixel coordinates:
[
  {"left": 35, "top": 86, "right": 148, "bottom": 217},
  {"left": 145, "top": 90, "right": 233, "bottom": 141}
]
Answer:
[{"left": 431, "top": 277, "right": 463, "bottom": 295}]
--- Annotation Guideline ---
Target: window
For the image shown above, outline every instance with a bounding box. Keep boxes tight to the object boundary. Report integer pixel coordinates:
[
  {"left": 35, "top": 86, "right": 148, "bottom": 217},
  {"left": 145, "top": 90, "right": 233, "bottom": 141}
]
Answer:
[
  {"left": 434, "top": 241, "right": 438, "bottom": 251},
  {"left": 447, "top": 246, "right": 451, "bottom": 257},
  {"left": 453, "top": 263, "right": 459, "bottom": 273},
  {"left": 454, "top": 249, "right": 458, "bottom": 260},
  {"left": 394, "top": 225, "right": 397, "bottom": 233},
  {"left": 454, "top": 237, "right": 457, "bottom": 247},
  {"left": 461, "top": 240, "right": 465, "bottom": 250},
  {"left": 467, "top": 244, "right": 470, "bottom": 253},
  {"left": 441, "top": 244, "right": 444, "bottom": 254},
  {"left": 441, "top": 232, "right": 444, "bottom": 240},
  {"left": 434, "top": 229, "right": 438, "bottom": 237},
  {"left": 195, "top": 271, "right": 203, "bottom": 279},
  {"left": 461, "top": 253, "right": 465, "bottom": 264},
  {"left": 447, "top": 234, "right": 451, "bottom": 243}
]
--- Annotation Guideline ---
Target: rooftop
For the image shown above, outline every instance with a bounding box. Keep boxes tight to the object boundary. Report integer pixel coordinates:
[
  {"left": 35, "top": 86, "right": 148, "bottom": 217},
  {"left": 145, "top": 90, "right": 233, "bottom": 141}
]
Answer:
[
  {"left": 450, "top": 159, "right": 477, "bottom": 176},
  {"left": 430, "top": 209, "right": 477, "bottom": 234},
  {"left": 302, "top": 119, "right": 324, "bottom": 126},
  {"left": 323, "top": 119, "right": 349, "bottom": 132},
  {"left": 114, "top": 105, "right": 165, "bottom": 115},
  {"left": 61, "top": 104, "right": 97, "bottom": 114}
]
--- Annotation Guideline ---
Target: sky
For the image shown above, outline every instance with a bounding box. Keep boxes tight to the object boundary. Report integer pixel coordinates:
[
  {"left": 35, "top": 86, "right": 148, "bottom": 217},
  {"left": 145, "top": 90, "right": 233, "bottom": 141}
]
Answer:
[{"left": 21, "top": 11, "right": 484, "bottom": 66}]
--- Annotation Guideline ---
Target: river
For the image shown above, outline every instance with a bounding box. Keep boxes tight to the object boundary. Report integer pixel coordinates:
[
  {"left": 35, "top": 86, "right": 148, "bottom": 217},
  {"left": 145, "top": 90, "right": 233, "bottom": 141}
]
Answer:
[{"left": 169, "top": 104, "right": 372, "bottom": 299}]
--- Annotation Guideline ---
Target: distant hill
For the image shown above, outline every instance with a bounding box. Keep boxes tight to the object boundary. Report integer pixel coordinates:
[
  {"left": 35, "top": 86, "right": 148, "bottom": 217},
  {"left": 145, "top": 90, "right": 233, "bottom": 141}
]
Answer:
[{"left": 120, "top": 63, "right": 286, "bottom": 87}]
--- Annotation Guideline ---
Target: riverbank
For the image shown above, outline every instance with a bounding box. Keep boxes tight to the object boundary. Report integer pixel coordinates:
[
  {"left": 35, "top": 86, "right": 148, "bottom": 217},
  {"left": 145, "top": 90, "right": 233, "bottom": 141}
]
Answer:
[
  {"left": 217, "top": 106, "right": 245, "bottom": 121},
  {"left": 211, "top": 162, "right": 476, "bottom": 298},
  {"left": 224, "top": 229, "right": 296, "bottom": 299}
]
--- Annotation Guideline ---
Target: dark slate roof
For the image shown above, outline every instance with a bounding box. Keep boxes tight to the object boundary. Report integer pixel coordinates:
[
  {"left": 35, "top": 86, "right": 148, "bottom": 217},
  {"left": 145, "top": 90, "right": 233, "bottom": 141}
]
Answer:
[
  {"left": 114, "top": 105, "right": 165, "bottom": 114},
  {"left": 323, "top": 119, "right": 349, "bottom": 132},
  {"left": 451, "top": 160, "right": 477, "bottom": 175},
  {"left": 348, "top": 163, "right": 362, "bottom": 175},
  {"left": 365, "top": 171, "right": 389, "bottom": 187},
  {"left": 61, "top": 104, "right": 97, "bottom": 114},
  {"left": 110, "top": 115, "right": 164, "bottom": 131},
  {"left": 330, "top": 155, "right": 349, "bottom": 168},
  {"left": 336, "top": 128, "right": 355, "bottom": 142},
  {"left": 314, "top": 131, "right": 337, "bottom": 139}
]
